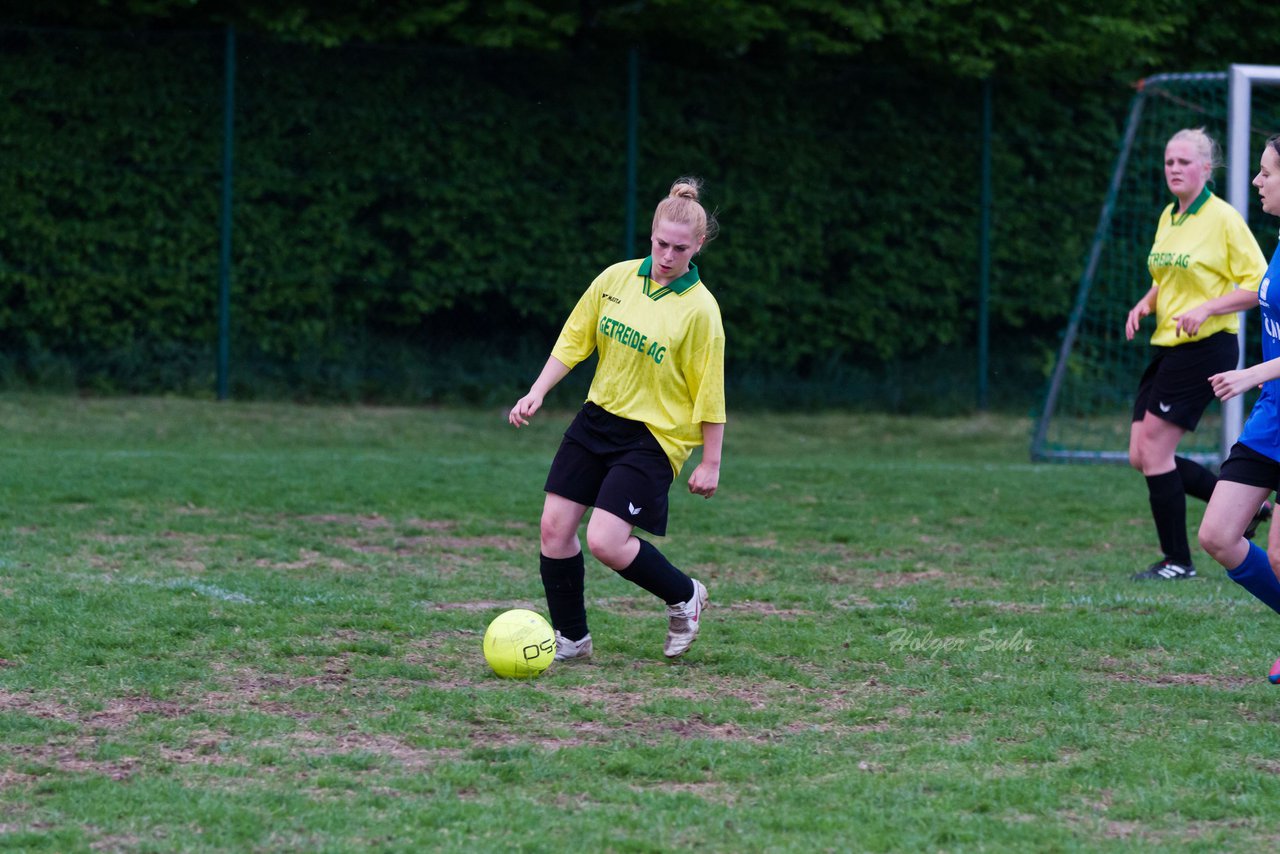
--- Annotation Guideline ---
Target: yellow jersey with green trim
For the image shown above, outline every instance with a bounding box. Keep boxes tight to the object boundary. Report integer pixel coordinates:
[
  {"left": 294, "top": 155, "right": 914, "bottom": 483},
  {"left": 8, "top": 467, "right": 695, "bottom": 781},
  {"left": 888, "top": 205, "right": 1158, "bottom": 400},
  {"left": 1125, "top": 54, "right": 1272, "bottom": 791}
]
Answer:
[
  {"left": 551, "top": 257, "right": 726, "bottom": 477},
  {"left": 1146, "top": 188, "right": 1265, "bottom": 347}
]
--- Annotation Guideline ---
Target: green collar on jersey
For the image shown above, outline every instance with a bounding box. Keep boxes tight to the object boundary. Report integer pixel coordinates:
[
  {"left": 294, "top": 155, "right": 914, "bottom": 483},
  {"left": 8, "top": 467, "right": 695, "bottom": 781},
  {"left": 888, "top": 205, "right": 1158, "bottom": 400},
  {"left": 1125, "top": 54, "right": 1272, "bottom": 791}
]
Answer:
[
  {"left": 1170, "top": 185, "right": 1212, "bottom": 226},
  {"left": 638, "top": 256, "right": 701, "bottom": 299}
]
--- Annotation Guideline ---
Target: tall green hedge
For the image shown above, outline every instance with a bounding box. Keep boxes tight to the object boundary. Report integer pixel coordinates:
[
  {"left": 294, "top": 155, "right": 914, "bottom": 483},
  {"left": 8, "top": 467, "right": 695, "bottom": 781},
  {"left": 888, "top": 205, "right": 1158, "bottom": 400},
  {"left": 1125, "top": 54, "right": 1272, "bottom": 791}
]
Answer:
[{"left": 0, "top": 28, "right": 1130, "bottom": 409}]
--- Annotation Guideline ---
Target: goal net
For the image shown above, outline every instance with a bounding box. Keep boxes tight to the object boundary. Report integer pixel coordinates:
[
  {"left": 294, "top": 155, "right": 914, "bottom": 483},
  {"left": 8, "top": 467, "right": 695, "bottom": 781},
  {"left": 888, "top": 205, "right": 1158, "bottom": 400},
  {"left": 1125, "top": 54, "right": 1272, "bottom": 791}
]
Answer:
[{"left": 1031, "top": 65, "right": 1280, "bottom": 465}]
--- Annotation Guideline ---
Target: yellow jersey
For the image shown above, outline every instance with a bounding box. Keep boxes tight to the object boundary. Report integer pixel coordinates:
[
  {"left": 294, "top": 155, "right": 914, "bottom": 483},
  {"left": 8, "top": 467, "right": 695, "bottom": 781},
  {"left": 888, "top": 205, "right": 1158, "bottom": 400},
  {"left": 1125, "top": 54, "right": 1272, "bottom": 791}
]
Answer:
[
  {"left": 1147, "top": 188, "right": 1266, "bottom": 347},
  {"left": 552, "top": 257, "right": 726, "bottom": 476}
]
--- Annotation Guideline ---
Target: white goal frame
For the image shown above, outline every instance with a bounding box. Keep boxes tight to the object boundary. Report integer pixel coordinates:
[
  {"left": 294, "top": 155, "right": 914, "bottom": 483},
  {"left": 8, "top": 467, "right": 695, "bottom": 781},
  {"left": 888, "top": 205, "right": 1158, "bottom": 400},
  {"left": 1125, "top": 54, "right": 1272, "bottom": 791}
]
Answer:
[{"left": 1224, "top": 65, "right": 1280, "bottom": 452}]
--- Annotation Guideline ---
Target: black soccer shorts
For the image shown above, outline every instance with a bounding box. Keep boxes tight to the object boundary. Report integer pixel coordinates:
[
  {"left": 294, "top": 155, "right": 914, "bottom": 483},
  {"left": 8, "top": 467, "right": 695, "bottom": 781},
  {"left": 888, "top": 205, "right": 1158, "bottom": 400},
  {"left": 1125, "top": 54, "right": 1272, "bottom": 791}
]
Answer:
[
  {"left": 1219, "top": 441, "right": 1280, "bottom": 492},
  {"left": 544, "top": 402, "right": 674, "bottom": 536},
  {"left": 1132, "top": 331, "right": 1238, "bottom": 431}
]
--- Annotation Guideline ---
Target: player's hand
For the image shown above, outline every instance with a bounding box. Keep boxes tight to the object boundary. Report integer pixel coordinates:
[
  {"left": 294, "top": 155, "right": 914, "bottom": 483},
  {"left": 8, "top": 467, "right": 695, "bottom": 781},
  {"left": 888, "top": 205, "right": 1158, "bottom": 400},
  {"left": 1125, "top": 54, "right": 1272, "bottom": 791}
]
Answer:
[
  {"left": 687, "top": 462, "right": 719, "bottom": 498},
  {"left": 1173, "top": 306, "right": 1208, "bottom": 338},
  {"left": 1125, "top": 301, "right": 1151, "bottom": 341},
  {"left": 508, "top": 394, "right": 543, "bottom": 428},
  {"left": 1209, "top": 368, "right": 1256, "bottom": 402}
]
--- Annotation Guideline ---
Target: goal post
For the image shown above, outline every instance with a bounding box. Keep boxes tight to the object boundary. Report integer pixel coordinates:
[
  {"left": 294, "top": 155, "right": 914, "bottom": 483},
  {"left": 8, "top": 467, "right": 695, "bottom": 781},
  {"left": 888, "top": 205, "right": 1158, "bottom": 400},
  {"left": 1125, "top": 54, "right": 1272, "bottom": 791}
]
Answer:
[
  {"left": 1031, "top": 66, "right": 1280, "bottom": 465},
  {"left": 1226, "top": 65, "right": 1280, "bottom": 448}
]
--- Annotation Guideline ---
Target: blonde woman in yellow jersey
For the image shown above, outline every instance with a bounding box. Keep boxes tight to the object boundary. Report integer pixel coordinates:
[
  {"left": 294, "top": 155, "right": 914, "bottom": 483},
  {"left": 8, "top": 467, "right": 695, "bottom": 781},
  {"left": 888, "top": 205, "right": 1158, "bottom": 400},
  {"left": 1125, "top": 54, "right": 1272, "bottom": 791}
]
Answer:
[
  {"left": 508, "top": 177, "right": 726, "bottom": 660},
  {"left": 1126, "top": 128, "right": 1267, "bottom": 581}
]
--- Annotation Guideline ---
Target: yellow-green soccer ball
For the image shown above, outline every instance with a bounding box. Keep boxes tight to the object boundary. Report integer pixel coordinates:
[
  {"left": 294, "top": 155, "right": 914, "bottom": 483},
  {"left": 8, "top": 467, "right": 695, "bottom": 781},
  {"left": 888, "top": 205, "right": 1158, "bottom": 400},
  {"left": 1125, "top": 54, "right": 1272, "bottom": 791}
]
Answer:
[{"left": 483, "top": 609, "right": 555, "bottom": 678}]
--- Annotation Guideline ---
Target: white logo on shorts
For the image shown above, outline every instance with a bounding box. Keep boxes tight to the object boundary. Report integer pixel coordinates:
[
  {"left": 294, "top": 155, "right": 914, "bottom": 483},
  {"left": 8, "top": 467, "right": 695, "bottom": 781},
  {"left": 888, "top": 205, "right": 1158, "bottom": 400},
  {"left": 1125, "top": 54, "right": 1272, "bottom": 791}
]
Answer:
[
  {"left": 1158, "top": 402, "right": 1172, "bottom": 413},
  {"left": 628, "top": 502, "right": 643, "bottom": 516}
]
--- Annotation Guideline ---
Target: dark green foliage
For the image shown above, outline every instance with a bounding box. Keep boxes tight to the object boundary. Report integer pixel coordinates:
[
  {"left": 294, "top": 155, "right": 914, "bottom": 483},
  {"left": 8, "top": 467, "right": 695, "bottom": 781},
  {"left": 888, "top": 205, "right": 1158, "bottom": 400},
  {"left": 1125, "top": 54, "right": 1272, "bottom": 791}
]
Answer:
[
  {"left": 0, "top": 0, "right": 1193, "bottom": 78},
  {"left": 0, "top": 26, "right": 1134, "bottom": 408},
  {"left": 0, "top": 29, "right": 223, "bottom": 389},
  {"left": 0, "top": 4, "right": 1277, "bottom": 404}
]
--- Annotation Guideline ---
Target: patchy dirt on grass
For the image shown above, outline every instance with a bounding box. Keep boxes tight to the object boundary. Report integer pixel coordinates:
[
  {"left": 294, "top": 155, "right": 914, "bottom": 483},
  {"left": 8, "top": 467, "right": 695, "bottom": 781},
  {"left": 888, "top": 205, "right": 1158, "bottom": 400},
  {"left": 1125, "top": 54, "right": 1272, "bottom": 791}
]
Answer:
[
  {"left": 716, "top": 600, "right": 813, "bottom": 617},
  {"left": 625, "top": 780, "right": 741, "bottom": 805},
  {"left": 8, "top": 743, "right": 140, "bottom": 781},
  {"left": 455, "top": 672, "right": 889, "bottom": 749},
  {"left": 252, "top": 548, "right": 363, "bottom": 573},
  {"left": 173, "top": 504, "right": 217, "bottom": 516},
  {"left": 0, "top": 608, "right": 913, "bottom": 798},
  {"left": 0, "top": 692, "right": 213, "bottom": 787},
  {"left": 0, "top": 691, "right": 187, "bottom": 730},
  {"left": 295, "top": 515, "right": 516, "bottom": 536},
  {"left": 334, "top": 534, "right": 525, "bottom": 556},
  {"left": 261, "top": 729, "right": 466, "bottom": 774},
  {"left": 0, "top": 641, "right": 920, "bottom": 803},
  {"left": 703, "top": 536, "right": 779, "bottom": 550},
  {"left": 1058, "top": 809, "right": 1258, "bottom": 844},
  {"left": 810, "top": 563, "right": 995, "bottom": 589},
  {"left": 797, "top": 540, "right": 1006, "bottom": 590},
  {"left": 834, "top": 594, "right": 879, "bottom": 609},
  {"left": 867, "top": 568, "right": 948, "bottom": 588},
  {"left": 1100, "top": 672, "right": 1257, "bottom": 688},
  {"left": 73, "top": 513, "right": 532, "bottom": 576},
  {"left": 1089, "top": 658, "right": 1257, "bottom": 688},
  {"left": 946, "top": 598, "right": 1046, "bottom": 613},
  {"left": 470, "top": 715, "right": 748, "bottom": 750},
  {"left": 197, "top": 661, "right": 357, "bottom": 712},
  {"left": 295, "top": 514, "right": 406, "bottom": 531},
  {"left": 265, "top": 516, "right": 532, "bottom": 569},
  {"left": 77, "top": 530, "right": 239, "bottom": 576},
  {"left": 423, "top": 599, "right": 543, "bottom": 612},
  {"left": 0, "top": 662, "right": 471, "bottom": 789},
  {"left": 0, "top": 723, "right": 465, "bottom": 793}
]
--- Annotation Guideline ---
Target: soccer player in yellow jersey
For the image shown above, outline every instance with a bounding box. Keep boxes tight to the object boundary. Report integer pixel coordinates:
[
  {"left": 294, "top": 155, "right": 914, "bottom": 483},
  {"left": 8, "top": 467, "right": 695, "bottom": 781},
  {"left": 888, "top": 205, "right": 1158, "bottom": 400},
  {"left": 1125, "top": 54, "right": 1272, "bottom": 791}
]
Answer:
[
  {"left": 1126, "top": 128, "right": 1268, "bottom": 580},
  {"left": 509, "top": 177, "right": 726, "bottom": 660}
]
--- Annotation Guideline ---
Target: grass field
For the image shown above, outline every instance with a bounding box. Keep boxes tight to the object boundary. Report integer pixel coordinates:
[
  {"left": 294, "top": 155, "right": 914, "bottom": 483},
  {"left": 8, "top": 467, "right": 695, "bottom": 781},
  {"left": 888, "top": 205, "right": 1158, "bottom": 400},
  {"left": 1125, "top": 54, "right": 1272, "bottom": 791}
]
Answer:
[{"left": 1, "top": 395, "right": 1279, "bottom": 852}]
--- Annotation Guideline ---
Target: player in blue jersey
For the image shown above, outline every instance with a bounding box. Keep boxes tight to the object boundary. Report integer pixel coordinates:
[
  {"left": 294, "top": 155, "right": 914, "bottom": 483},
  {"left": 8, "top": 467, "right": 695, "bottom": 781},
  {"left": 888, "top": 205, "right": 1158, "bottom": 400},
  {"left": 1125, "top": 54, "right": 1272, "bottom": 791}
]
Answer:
[
  {"left": 1198, "top": 134, "right": 1280, "bottom": 681},
  {"left": 1126, "top": 128, "right": 1268, "bottom": 581}
]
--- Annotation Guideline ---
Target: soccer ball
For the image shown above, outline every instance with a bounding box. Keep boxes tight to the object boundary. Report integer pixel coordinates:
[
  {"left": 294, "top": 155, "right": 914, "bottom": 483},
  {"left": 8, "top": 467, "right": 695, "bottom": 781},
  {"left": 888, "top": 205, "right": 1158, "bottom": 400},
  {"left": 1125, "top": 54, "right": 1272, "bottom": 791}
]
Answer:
[{"left": 483, "top": 609, "right": 555, "bottom": 678}]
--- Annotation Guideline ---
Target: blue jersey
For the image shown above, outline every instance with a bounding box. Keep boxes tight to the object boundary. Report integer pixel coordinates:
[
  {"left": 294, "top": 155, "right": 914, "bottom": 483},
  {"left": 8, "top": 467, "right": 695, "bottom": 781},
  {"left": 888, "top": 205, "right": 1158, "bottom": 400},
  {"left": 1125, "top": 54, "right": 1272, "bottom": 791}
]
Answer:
[{"left": 1238, "top": 246, "right": 1280, "bottom": 459}]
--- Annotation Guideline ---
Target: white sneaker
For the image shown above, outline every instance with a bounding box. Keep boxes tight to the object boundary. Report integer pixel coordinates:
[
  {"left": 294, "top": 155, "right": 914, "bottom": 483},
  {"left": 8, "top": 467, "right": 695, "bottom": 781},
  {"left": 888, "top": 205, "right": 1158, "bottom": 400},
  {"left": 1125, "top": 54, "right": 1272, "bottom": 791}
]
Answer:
[
  {"left": 664, "top": 579, "right": 708, "bottom": 658},
  {"left": 553, "top": 631, "right": 593, "bottom": 662}
]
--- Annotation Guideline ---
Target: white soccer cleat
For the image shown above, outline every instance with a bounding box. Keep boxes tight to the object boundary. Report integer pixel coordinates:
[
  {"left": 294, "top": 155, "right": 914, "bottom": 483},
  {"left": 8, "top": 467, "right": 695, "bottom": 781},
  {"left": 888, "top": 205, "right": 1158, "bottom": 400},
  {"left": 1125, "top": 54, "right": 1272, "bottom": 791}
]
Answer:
[
  {"left": 553, "top": 631, "right": 593, "bottom": 662},
  {"left": 664, "top": 579, "right": 708, "bottom": 658}
]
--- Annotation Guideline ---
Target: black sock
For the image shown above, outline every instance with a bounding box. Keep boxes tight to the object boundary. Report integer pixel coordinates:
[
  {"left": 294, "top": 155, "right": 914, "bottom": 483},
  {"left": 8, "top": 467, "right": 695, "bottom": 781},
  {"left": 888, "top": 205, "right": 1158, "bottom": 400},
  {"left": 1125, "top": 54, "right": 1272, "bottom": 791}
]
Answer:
[
  {"left": 1174, "top": 456, "right": 1218, "bottom": 503},
  {"left": 539, "top": 552, "right": 588, "bottom": 641},
  {"left": 1146, "top": 470, "right": 1191, "bottom": 565},
  {"left": 617, "top": 539, "right": 694, "bottom": 605}
]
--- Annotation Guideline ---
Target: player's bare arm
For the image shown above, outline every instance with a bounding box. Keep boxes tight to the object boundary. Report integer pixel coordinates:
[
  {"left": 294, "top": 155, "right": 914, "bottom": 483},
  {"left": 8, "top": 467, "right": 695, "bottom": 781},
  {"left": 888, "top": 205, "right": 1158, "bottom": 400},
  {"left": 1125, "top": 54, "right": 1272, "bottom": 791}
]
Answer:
[
  {"left": 688, "top": 421, "right": 724, "bottom": 498},
  {"left": 1126, "top": 286, "right": 1158, "bottom": 341},
  {"left": 1211, "top": 356, "right": 1280, "bottom": 401},
  {"left": 509, "top": 357, "right": 572, "bottom": 427},
  {"left": 1174, "top": 287, "right": 1259, "bottom": 337}
]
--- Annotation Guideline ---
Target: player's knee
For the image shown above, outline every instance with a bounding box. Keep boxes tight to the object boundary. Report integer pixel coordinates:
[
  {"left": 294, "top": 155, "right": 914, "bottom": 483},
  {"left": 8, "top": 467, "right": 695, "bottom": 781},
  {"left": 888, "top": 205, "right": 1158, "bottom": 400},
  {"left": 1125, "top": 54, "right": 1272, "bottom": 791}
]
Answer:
[
  {"left": 584, "top": 535, "right": 615, "bottom": 567},
  {"left": 585, "top": 528, "right": 626, "bottom": 569},
  {"left": 1127, "top": 447, "right": 1144, "bottom": 471},
  {"left": 1197, "top": 521, "right": 1230, "bottom": 561},
  {"left": 539, "top": 512, "right": 576, "bottom": 553},
  {"left": 1195, "top": 524, "right": 1213, "bottom": 556}
]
